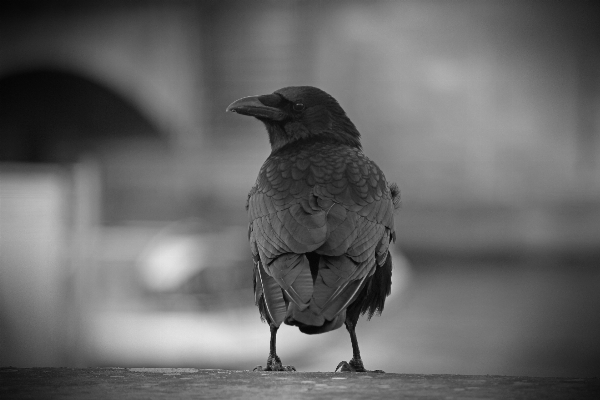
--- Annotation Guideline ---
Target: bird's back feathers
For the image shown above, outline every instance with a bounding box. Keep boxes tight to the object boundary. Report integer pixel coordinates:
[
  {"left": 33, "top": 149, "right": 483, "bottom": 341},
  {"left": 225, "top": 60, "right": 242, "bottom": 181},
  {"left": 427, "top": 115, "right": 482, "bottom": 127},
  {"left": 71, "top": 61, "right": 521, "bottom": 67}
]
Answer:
[{"left": 248, "top": 137, "right": 398, "bottom": 332}]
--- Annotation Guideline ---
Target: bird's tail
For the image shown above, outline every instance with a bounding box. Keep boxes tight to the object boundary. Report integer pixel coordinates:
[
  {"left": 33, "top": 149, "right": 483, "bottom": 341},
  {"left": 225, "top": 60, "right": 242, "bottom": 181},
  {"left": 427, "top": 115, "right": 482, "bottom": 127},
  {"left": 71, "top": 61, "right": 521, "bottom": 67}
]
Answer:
[
  {"left": 284, "top": 302, "right": 346, "bottom": 334},
  {"left": 282, "top": 251, "right": 346, "bottom": 334}
]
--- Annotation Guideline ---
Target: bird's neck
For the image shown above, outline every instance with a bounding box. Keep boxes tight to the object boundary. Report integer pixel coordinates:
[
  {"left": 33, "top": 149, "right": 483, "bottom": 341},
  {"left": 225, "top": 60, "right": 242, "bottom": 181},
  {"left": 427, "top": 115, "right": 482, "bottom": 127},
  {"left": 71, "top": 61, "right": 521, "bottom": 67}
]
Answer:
[
  {"left": 262, "top": 120, "right": 362, "bottom": 155},
  {"left": 270, "top": 135, "right": 361, "bottom": 157},
  {"left": 264, "top": 121, "right": 308, "bottom": 153}
]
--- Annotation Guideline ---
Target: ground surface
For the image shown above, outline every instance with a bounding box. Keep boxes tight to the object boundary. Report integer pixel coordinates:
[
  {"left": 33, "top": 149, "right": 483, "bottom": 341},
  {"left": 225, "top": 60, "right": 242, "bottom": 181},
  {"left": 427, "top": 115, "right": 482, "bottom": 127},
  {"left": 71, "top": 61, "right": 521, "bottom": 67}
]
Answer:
[{"left": 1, "top": 368, "right": 598, "bottom": 399}]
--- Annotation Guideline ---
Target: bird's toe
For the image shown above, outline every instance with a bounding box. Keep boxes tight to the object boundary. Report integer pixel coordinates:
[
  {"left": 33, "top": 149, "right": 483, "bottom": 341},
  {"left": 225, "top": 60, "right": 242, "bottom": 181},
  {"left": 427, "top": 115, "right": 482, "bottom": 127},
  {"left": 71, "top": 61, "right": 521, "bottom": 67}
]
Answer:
[
  {"left": 335, "top": 359, "right": 382, "bottom": 373},
  {"left": 253, "top": 357, "right": 296, "bottom": 372},
  {"left": 268, "top": 360, "right": 296, "bottom": 371},
  {"left": 335, "top": 361, "right": 352, "bottom": 372}
]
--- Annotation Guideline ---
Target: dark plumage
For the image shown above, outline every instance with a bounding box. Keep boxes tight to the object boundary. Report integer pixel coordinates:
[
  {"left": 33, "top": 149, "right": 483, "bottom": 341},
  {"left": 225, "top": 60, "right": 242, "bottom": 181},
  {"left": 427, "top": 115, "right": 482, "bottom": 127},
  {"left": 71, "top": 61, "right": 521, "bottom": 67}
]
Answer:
[{"left": 227, "top": 86, "right": 400, "bottom": 372}]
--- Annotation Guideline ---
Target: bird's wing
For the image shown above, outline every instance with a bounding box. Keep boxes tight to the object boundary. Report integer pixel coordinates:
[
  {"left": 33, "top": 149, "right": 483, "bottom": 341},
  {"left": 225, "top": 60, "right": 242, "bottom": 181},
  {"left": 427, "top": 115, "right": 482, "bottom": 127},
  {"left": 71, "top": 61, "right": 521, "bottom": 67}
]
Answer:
[
  {"left": 308, "top": 147, "right": 395, "bottom": 321},
  {"left": 248, "top": 143, "right": 396, "bottom": 326}
]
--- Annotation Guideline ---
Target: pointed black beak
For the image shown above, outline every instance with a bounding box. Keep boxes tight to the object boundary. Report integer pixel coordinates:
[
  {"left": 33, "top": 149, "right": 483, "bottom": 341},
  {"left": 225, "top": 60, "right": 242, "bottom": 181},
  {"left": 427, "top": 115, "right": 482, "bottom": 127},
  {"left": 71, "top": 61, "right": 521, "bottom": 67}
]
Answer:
[{"left": 226, "top": 95, "right": 287, "bottom": 121}]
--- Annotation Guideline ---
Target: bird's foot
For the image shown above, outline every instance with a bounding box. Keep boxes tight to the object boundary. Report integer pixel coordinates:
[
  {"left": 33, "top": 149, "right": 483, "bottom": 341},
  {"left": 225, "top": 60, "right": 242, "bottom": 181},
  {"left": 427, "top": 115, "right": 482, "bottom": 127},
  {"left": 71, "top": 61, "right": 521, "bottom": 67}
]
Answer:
[
  {"left": 253, "top": 365, "right": 296, "bottom": 372},
  {"left": 253, "top": 355, "right": 296, "bottom": 372},
  {"left": 335, "top": 359, "right": 384, "bottom": 373}
]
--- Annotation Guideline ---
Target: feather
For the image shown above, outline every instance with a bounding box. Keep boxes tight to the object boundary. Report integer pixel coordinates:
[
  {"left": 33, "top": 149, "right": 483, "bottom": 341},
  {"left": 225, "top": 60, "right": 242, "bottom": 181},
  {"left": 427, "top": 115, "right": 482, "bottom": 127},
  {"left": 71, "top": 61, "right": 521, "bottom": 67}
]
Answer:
[
  {"left": 255, "top": 259, "right": 287, "bottom": 327},
  {"left": 322, "top": 274, "right": 369, "bottom": 320}
]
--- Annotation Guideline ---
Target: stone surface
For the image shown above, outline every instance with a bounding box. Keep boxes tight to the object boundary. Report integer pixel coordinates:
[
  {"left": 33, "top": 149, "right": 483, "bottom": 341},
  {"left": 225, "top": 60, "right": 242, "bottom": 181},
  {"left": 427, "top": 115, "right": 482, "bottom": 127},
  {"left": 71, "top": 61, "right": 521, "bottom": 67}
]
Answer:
[{"left": 1, "top": 368, "right": 599, "bottom": 399}]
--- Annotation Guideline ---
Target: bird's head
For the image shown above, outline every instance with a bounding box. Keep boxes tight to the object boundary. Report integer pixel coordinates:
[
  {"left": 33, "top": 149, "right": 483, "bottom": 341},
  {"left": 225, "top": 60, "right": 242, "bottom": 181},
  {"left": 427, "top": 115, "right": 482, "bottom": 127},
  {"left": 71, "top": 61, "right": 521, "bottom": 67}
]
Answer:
[{"left": 226, "top": 86, "right": 361, "bottom": 152}]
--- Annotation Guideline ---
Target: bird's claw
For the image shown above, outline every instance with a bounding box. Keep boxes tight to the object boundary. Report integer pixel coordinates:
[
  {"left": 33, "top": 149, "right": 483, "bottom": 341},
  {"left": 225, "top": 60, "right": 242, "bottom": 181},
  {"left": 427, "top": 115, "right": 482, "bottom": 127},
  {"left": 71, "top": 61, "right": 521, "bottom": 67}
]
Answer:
[
  {"left": 253, "top": 360, "right": 296, "bottom": 372},
  {"left": 336, "top": 361, "right": 361, "bottom": 372},
  {"left": 335, "top": 360, "right": 384, "bottom": 373},
  {"left": 253, "top": 366, "right": 296, "bottom": 372}
]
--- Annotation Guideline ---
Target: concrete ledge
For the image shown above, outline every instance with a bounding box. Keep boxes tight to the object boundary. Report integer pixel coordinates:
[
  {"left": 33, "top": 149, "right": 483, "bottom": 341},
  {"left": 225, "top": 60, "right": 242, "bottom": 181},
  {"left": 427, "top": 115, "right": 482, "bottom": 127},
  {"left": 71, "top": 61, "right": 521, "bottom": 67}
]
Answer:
[{"left": 1, "top": 368, "right": 599, "bottom": 399}]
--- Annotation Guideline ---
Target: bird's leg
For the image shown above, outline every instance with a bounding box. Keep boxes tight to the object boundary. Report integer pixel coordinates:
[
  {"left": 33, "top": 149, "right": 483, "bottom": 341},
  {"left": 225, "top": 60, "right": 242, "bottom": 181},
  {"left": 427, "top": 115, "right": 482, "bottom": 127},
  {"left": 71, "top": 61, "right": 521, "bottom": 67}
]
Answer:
[
  {"left": 253, "top": 325, "right": 296, "bottom": 372},
  {"left": 335, "top": 321, "right": 384, "bottom": 373}
]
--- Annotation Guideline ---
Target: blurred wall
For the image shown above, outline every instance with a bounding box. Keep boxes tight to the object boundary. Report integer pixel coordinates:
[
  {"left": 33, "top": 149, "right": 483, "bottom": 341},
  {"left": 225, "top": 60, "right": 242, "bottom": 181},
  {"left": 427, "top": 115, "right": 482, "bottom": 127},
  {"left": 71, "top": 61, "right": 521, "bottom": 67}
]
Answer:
[
  {"left": 308, "top": 1, "right": 600, "bottom": 254},
  {"left": 0, "top": 1, "right": 205, "bottom": 146},
  {"left": 0, "top": 167, "right": 70, "bottom": 365},
  {"left": 2, "top": 0, "right": 599, "bottom": 232}
]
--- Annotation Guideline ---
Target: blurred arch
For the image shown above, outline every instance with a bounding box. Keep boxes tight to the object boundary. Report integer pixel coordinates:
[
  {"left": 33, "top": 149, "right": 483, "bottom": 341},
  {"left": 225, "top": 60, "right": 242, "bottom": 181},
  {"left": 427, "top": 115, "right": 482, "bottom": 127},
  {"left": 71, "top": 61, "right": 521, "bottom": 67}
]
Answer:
[{"left": 0, "top": 67, "right": 164, "bottom": 163}]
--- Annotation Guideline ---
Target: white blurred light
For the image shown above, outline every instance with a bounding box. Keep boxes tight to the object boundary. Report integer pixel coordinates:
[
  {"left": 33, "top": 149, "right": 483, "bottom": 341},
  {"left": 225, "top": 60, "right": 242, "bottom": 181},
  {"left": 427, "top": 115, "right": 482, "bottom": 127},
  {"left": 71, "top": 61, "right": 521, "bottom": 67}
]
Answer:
[{"left": 138, "top": 234, "right": 209, "bottom": 292}]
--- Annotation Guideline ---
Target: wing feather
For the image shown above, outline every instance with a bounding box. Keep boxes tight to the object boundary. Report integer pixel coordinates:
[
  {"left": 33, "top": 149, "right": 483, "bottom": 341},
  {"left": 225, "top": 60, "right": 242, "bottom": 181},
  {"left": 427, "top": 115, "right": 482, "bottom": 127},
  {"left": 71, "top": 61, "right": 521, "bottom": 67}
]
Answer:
[{"left": 255, "top": 259, "right": 287, "bottom": 326}]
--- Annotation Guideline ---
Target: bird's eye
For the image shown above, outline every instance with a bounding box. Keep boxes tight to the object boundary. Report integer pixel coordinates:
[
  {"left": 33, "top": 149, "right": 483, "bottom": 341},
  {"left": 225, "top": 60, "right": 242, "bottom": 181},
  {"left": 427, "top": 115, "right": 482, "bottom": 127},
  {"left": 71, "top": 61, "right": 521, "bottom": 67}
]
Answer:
[{"left": 293, "top": 102, "right": 305, "bottom": 111}]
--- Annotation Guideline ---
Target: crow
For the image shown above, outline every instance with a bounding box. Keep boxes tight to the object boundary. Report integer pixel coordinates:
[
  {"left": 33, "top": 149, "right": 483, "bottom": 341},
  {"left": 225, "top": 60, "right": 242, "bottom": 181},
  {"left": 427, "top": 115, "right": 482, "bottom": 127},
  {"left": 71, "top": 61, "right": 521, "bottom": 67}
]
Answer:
[{"left": 227, "top": 86, "right": 400, "bottom": 372}]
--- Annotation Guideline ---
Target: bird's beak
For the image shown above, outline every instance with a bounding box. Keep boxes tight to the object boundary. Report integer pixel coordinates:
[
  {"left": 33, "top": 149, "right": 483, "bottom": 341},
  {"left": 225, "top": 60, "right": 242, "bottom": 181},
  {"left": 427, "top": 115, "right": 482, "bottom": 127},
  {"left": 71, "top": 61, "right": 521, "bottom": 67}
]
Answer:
[{"left": 226, "top": 95, "right": 287, "bottom": 121}]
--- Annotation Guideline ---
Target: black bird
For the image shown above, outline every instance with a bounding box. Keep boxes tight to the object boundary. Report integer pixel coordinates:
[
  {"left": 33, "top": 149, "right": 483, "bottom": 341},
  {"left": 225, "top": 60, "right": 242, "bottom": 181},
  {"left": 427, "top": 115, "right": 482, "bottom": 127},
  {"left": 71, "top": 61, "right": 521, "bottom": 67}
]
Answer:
[{"left": 227, "top": 86, "right": 400, "bottom": 372}]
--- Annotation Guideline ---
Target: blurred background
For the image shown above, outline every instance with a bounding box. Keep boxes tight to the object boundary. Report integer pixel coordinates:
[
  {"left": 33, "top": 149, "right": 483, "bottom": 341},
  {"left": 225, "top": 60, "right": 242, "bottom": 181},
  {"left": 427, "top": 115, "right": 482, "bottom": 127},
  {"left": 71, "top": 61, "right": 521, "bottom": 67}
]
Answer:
[{"left": 1, "top": 0, "right": 600, "bottom": 377}]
